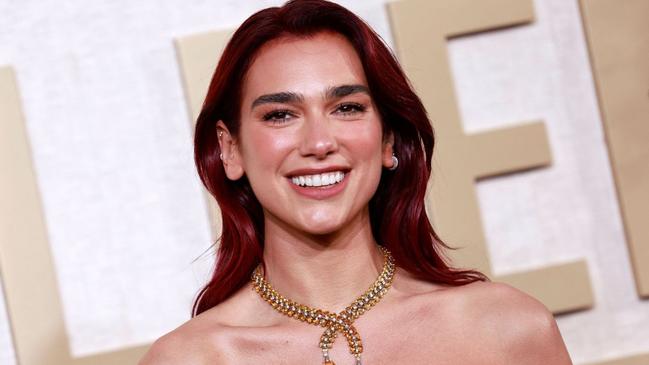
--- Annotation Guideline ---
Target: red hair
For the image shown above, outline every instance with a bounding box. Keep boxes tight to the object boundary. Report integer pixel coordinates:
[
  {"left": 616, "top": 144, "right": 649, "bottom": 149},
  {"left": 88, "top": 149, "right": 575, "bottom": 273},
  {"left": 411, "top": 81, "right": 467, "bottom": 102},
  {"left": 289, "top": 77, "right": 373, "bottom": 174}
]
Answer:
[{"left": 192, "top": 0, "right": 487, "bottom": 316}]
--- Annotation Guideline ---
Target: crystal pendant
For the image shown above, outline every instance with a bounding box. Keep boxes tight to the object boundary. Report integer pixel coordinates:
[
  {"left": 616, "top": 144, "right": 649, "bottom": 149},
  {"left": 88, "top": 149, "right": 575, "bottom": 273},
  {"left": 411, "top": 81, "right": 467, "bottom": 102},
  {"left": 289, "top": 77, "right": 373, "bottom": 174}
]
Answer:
[{"left": 323, "top": 361, "right": 335, "bottom": 365}]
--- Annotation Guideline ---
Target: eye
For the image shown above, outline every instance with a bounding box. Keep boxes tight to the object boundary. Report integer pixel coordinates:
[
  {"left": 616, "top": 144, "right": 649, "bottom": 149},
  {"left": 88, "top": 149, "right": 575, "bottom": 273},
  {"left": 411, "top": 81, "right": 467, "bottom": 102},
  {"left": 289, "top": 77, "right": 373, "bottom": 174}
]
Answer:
[
  {"left": 262, "top": 109, "right": 294, "bottom": 124},
  {"left": 334, "top": 102, "right": 366, "bottom": 116}
]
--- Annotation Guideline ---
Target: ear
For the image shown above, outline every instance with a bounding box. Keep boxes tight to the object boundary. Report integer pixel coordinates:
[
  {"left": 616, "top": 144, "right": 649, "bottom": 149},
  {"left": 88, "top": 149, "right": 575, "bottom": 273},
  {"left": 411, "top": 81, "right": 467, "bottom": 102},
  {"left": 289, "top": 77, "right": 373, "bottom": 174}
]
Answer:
[
  {"left": 381, "top": 130, "right": 395, "bottom": 168},
  {"left": 216, "top": 120, "right": 245, "bottom": 180}
]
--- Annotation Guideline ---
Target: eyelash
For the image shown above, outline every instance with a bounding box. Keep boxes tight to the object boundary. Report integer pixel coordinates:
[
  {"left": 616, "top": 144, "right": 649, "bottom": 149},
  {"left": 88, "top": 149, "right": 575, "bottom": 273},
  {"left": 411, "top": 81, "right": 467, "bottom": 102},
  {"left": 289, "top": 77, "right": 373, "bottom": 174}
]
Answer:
[{"left": 262, "top": 102, "right": 367, "bottom": 124}]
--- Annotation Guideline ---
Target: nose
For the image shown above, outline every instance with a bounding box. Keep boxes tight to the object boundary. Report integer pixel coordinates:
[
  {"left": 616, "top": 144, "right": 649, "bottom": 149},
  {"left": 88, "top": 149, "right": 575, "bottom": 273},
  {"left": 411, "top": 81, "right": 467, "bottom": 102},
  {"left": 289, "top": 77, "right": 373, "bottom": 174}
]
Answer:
[{"left": 298, "top": 116, "right": 338, "bottom": 159}]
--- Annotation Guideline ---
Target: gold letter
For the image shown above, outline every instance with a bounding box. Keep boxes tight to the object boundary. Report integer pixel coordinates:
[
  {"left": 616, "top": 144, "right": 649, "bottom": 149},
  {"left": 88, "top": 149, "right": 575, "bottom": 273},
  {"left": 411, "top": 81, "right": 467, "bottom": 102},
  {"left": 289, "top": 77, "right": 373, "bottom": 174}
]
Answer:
[{"left": 388, "top": 0, "right": 593, "bottom": 313}]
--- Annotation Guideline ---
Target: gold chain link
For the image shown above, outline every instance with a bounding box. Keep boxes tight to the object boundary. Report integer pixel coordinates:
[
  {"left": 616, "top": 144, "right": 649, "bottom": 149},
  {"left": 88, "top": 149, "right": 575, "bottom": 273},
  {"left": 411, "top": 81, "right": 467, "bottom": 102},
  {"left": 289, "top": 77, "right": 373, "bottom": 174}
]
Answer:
[{"left": 251, "top": 245, "right": 396, "bottom": 364}]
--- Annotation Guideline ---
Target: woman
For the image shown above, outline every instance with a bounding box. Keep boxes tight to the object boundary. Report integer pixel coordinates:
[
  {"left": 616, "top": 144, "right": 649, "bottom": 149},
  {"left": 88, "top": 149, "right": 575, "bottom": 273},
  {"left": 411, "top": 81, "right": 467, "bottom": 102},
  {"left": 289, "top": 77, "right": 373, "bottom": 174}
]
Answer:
[{"left": 141, "top": 0, "right": 572, "bottom": 364}]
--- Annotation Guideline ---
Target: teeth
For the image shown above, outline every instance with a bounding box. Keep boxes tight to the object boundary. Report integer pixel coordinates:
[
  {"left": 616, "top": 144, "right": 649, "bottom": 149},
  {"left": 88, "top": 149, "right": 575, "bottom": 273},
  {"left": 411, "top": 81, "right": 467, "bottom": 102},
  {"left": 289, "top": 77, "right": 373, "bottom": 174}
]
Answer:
[{"left": 290, "top": 171, "right": 346, "bottom": 187}]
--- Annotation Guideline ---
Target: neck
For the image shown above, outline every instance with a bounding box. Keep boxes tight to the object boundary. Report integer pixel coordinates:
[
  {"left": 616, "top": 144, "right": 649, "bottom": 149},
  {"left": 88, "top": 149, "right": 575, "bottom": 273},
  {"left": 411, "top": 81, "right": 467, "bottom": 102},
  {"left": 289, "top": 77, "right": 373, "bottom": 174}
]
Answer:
[{"left": 260, "top": 209, "right": 385, "bottom": 313}]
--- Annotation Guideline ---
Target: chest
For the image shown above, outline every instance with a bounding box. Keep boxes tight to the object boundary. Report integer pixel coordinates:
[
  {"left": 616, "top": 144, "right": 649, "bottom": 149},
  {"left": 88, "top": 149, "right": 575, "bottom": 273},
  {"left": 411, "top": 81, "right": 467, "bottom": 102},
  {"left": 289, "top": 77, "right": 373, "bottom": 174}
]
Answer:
[{"left": 216, "top": 305, "right": 499, "bottom": 365}]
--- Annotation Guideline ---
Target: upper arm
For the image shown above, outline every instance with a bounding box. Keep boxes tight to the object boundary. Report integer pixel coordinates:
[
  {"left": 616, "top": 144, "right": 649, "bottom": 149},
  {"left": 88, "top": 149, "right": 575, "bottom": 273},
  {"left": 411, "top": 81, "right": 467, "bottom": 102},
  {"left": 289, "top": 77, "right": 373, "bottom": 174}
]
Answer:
[
  {"left": 138, "top": 333, "right": 193, "bottom": 365},
  {"left": 139, "top": 327, "right": 226, "bottom": 365},
  {"left": 485, "top": 283, "right": 573, "bottom": 365},
  {"left": 510, "top": 304, "right": 573, "bottom": 364}
]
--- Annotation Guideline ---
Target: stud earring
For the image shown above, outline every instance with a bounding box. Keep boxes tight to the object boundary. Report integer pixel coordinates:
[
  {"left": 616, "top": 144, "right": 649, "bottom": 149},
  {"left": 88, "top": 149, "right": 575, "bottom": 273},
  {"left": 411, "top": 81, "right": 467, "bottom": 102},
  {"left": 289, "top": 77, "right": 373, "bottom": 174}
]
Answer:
[
  {"left": 388, "top": 153, "right": 399, "bottom": 171},
  {"left": 218, "top": 130, "right": 224, "bottom": 161}
]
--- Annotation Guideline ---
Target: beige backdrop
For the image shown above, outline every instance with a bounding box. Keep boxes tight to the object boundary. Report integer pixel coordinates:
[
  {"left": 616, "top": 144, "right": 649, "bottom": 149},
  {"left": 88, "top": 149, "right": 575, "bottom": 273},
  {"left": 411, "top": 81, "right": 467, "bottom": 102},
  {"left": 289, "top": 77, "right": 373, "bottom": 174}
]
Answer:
[{"left": 0, "top": 0, "right": 647, "bottom": 364}]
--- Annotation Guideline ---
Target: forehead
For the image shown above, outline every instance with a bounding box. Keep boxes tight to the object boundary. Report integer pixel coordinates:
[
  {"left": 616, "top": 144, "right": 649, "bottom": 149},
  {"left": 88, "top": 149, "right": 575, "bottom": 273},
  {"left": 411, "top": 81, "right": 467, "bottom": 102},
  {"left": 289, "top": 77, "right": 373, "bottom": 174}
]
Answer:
[{"left": 241, "top": 32, "right": 368, "bottom": 103}]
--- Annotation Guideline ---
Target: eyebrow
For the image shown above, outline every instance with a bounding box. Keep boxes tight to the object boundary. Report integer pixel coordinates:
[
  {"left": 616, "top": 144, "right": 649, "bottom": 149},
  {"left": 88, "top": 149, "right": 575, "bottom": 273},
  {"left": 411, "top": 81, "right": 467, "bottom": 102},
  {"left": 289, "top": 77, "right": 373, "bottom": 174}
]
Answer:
[{"left": 250, "top": 84, "right": 370, "bottom": 110}]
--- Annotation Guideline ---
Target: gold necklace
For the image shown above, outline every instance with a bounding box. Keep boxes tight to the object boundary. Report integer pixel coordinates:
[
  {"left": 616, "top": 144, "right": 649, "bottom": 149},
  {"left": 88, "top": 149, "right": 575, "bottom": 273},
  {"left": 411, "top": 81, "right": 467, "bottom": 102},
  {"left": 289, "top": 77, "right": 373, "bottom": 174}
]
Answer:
[{"left": 251, "top": 245, "right": 396, "bottom": 365}]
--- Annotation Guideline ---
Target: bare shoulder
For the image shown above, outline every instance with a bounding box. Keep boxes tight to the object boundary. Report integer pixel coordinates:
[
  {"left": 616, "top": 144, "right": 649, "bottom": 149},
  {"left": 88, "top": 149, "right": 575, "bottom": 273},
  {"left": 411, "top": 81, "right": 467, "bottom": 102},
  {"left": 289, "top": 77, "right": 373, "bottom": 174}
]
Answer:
[
  {"left": 447, "top": 281, "right": 573, "bottom": 364},
  {"left": 138, "top": 309, "right": 234, "bottom": 365},
  {"left": 138, "top": 283, "right": 265, "bottom": 365}
]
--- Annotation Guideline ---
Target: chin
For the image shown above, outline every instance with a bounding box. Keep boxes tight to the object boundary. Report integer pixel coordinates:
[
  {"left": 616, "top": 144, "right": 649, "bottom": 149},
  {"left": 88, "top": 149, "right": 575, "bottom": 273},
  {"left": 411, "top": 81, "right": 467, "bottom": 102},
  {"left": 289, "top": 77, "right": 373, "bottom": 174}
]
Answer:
[
  {"left": 297, "top": 218, "right": 346, "bottom": 236},
  {"left": 301, "top": 224, "right": 342, "bottom": 236}
]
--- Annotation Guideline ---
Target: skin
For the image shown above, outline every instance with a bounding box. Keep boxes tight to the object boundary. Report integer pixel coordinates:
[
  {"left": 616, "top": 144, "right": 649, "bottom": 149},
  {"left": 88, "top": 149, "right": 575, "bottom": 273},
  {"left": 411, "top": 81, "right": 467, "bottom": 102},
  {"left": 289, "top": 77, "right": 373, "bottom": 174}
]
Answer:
[{"left": 139, "top": 32, "right": 573, "bottom": 364}]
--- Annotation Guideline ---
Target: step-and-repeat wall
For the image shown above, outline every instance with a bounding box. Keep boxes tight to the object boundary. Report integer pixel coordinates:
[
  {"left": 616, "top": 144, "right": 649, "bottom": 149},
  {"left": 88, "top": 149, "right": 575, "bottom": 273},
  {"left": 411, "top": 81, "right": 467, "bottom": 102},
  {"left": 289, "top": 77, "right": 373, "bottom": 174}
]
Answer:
[{"left": 0, "top": 0, "right": 647, "bottom": 364}]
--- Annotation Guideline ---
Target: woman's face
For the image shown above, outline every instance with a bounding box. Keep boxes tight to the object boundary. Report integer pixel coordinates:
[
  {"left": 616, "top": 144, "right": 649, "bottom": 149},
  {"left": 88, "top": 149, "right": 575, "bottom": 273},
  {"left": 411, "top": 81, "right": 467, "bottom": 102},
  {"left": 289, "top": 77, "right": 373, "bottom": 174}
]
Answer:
[{"left": 219, "top": 32, "right": 394, "bottom": 236}]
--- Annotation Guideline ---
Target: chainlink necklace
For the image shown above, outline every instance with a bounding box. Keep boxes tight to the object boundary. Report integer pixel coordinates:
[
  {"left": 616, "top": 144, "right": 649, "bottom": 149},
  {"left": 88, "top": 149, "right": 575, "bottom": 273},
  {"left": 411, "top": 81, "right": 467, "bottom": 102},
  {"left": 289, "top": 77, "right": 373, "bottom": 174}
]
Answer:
[{"left": 251, "top": 245, "right": 396, "bottom": 365}]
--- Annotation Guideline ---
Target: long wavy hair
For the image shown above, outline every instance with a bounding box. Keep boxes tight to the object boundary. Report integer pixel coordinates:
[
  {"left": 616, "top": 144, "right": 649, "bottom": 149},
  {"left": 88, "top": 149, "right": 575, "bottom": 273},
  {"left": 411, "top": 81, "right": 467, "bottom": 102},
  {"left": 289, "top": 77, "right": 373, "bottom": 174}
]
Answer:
[{"left": 192, "top": 0, "right": 486, "bottom": 316}]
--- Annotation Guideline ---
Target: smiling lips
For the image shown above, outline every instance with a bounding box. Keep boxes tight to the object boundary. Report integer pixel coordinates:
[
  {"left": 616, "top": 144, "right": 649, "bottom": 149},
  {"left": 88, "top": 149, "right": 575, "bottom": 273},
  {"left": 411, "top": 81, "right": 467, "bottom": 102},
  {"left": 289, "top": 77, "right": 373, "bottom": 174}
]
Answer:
[
  {"left": 290, "top": 171, "right": 346, "bottom": 187},
  {"left": 286, "top": 169, "right": 350, "bottom": 199}
]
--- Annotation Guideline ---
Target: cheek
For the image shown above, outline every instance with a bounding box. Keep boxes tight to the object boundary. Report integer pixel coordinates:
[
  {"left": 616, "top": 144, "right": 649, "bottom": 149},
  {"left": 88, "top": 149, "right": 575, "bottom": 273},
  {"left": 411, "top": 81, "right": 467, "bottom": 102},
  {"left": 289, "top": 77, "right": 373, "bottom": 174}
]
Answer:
[
  {"left": 241, "top": 127, "right": 293, "bottom": 169},
  {"left": 340, "top": 121, "right": 384, "bottom": 161}
]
